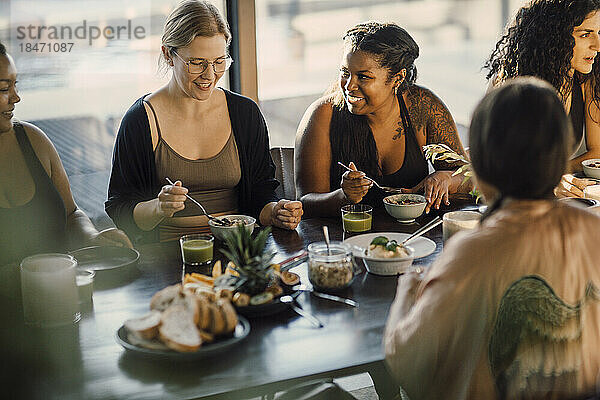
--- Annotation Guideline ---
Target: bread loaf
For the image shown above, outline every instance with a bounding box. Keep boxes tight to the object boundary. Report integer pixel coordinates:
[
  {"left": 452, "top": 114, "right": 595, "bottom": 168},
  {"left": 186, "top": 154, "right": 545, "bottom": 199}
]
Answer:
[{"left": 126, "top": 282, "right": 240, "bottom": 353}]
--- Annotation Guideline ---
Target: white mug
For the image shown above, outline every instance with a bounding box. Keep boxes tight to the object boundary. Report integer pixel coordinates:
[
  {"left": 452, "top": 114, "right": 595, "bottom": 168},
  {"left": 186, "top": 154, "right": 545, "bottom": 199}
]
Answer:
[
  {"left": 20, "top": 254, "right": 81, "bottom": 327},
  {"left": 442, "top": 211, "right": 481, "bottom": 242}
]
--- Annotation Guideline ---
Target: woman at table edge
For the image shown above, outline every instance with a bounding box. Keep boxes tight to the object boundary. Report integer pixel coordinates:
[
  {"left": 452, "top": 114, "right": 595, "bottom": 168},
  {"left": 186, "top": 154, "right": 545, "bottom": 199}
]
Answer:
[
  {"left": 295, "top": 21, "right": 471, "bottom": 218},
  {"left": 485, "top": 0, "right": 600, "bottom": 198},
  {"left": 105, "top": 0, "right": 302, "bottom": 243},
  {"left": 384, "top": 77, "right": 600, "bottom": 399},
  {"left": 0, "top": 42, "right": 132, "bottom": 266}
]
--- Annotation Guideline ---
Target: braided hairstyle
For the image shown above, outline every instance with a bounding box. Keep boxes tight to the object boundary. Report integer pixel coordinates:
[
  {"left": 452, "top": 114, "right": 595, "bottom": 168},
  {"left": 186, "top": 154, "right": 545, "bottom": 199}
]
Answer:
[
  {"left": 328, "top": 22, "right": 420, "bottom": 188},
  {"left": 485, "top": 0, "right": 600, "bottom": 105},
  {"left": 469, "top": 77, "right": 572, "bottom": 220}
]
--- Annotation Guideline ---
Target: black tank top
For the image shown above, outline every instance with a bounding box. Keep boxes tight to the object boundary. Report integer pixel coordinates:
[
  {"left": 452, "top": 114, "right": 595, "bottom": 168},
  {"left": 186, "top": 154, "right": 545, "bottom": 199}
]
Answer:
[
  {"left": 329, "top": 94, "right": 428, "bottom": 207},
  {"left": 569, "top": 81, "right": 584, "bottom": 151},
  {"left": 377, "top": 94, "right": 429, "bottom": 187},
  {"left": 0, "top": 123, "right": 67, "bottom": 265}
]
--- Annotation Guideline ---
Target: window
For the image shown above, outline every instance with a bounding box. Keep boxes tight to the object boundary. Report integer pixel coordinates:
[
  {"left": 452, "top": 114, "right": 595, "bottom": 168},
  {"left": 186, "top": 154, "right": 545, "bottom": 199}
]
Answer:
[
  {"left": 2, "top": 0, "right": 227, "bottom": 226},
  {"left": 254, "top": 0, "right": 524, "bottom": 147}
]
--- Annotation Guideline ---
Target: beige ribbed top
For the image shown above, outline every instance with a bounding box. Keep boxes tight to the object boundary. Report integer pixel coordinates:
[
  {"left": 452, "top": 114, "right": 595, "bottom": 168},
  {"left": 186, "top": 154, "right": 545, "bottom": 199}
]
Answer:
[{"left": 145, "top": 100, "right": 241, "bottom": 241}]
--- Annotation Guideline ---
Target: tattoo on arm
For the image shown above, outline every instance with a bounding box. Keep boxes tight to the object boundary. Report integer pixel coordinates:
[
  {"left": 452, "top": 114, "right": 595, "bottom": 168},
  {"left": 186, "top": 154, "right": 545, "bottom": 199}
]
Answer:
[{"left": 406, "top": 87, "right": 466, "bottom": 169}]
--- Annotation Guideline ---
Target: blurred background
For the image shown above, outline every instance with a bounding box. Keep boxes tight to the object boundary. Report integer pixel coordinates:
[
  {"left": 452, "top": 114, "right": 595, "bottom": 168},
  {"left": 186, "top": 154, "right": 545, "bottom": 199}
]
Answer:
[{"left": 0, "top": 0, "right": 524, "bottom": 225}]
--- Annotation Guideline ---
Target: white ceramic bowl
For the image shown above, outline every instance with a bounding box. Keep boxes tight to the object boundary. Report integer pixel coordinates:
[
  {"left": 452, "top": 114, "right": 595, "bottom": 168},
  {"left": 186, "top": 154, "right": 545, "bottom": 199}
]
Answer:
[
  {"left": 344, "top": 234, "right": 415, "bottom": 276},
  {"left": 359, "top": 247, "right": 414, "bottom": 276},
  {"left": 208, "top": 215, "right": 256, "bottom": 241},
  {"left": 582, "top": 159, "right": 600, "bottom": 179},
  {"left": 383, "top": 194, "right": 427, "bottom": 223}
]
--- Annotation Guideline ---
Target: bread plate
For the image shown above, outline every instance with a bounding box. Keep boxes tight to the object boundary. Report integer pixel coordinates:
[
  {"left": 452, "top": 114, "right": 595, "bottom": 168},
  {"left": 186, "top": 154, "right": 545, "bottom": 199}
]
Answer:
[
  {"left": 116, "top": 316, "right": 250, "bottom": 360},
  {"left": 235, "top": 289, "right": 301, "bottom": 318}
]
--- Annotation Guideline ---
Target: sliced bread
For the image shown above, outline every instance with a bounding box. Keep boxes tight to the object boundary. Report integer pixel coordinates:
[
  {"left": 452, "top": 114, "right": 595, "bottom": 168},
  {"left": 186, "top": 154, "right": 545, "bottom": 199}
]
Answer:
[
  {"left": 217, "top": 299, "right": 238, "bottom": 334},
  {"left": 150, "top": 284, "right": 182, "bottom": 311},
  {"left": 159, "top": 303, "right": 202, "bottom": 352},
  {"left": 127, "top": 333, "right": 170, "bottom": 351},
  {"left": 124, "top": 310, "right": 162, "bottom": 340}
]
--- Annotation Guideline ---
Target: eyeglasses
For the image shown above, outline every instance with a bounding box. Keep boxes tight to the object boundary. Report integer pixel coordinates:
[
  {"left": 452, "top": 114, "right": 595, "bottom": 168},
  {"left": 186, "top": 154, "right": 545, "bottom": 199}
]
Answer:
[{"left": 172, "top": 51, "right": 233, "bottom": 75}]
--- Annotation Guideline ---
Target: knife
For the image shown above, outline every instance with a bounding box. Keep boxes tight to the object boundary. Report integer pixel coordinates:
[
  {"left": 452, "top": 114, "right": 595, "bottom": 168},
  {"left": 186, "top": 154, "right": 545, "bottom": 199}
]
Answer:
[{"left": 293, "top": 285, "right": 359, "bottom": 308}]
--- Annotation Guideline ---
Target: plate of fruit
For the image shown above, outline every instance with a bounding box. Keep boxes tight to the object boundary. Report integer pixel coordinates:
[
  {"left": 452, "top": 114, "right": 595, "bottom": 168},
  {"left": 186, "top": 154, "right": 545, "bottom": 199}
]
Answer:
[{"left": 183, "top": 226, "right": 302, "bottom": 318}]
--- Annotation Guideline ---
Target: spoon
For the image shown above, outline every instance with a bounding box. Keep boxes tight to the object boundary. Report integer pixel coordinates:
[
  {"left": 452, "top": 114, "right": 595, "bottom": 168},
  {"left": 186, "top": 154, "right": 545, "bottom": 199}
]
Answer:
[
  {"left": 323, "top": 226, "right": 331, "bottom": 255},
  {"left": 165, "top": 177, "right": 230, "bottom": 226},
  {"left": 337, "top": 162, "right": 403, "bottom": 194},
  {"left": 401, "top": 216, "right": 442, "bottom": 246},
  {"left": 280, "top": 295, "right": 323, "bottom": 328}
]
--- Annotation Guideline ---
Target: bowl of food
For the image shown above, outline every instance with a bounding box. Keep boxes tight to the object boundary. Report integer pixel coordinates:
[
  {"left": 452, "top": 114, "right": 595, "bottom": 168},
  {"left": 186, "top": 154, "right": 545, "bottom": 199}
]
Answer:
[
  {"left": 344, "top": 234, "right": 414, "bottom": 276},
  {"left": 582, "top": 159, "right": 600, "bottom": 179},
  {"left": 208, "top": 215, "right": 256, "bottom": 241},
  {"left": 383, "top": 194, "right": 427, "bottom": 223}
]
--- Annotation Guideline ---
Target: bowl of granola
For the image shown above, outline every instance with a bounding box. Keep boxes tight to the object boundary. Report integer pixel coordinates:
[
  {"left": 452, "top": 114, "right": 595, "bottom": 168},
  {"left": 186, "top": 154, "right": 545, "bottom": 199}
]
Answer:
[
  {"left": 208, "top": 215, "right": 256, "bottom": 241},
  {"left": 582, "top": 159, "right": 600, "bottom": 179},
  {"left": 383, "top": 194, "right": 427, "bottom": 223}
]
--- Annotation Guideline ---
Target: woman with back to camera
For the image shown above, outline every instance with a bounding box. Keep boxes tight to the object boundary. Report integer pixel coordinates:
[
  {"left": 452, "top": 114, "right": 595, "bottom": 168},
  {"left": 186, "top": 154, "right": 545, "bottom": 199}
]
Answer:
[
  {"left": 295, "top": 21, "right": 471, "bottom": 218},
  {"left": 486, "top": 0, "right": 600, "bottom": 198},
  {"left": 0, "top": 42, "right": 131, "bottom": 266},
  {"left": 106, "top": 0, "right": 302, "bottom": 243},
  {"left": 384, "top": 78, "right": 600, "bottom": 399}
]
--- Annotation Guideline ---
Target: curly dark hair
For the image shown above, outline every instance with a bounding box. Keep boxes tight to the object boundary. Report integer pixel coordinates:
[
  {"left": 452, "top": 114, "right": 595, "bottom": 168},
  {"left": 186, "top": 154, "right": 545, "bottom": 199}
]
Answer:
[
  {"left": 485, "top": 0, "right": 600, "bottom": 105},
  {"left": 327, "top": 22, "right": 421, "bottom": 187},
  {"left": 0, "top": 41, "right": 6, "bottom": 55}
]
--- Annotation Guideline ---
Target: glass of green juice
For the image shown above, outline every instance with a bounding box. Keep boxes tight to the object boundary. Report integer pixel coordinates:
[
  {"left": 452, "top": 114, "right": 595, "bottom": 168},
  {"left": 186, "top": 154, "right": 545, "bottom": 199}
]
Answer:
[
  {"left": 180, "top": 234, "right": 214, "bottom": 266},
  {"left": 341, "top": 204, "right": 373, "bottom": 233}
]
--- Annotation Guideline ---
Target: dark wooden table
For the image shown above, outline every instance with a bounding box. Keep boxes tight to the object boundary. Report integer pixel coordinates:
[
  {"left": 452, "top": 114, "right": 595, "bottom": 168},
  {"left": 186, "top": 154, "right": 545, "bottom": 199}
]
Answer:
[{"left": 6, "top": 200, "right": 474, "bottom": 400}]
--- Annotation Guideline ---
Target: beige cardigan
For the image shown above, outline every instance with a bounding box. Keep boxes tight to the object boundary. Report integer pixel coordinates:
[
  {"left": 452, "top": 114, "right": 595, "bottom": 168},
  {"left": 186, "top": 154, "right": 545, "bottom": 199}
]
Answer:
[{"left": 384, "top": 200, "right": 600, "bottom": 400}]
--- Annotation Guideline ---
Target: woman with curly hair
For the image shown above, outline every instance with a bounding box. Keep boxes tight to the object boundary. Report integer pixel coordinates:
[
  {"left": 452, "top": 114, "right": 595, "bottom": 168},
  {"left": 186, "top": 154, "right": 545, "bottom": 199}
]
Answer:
[
  {"left": 485, "top": 0, "right": 600, "bottom": 198},
  {"left": 295, "top": 21, "right": 471, "bottom": 217}
]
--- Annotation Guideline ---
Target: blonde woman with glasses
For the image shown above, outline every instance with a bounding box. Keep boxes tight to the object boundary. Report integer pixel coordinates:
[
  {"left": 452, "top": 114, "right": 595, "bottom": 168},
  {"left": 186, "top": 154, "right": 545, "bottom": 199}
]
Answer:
[{"left": 106, "top": 0, "right": 302, "bottom": 243}]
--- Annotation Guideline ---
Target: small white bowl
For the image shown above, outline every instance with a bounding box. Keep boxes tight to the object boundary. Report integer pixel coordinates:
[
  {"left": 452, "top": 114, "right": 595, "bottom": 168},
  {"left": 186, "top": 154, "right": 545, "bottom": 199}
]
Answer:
[
  {"left": 383, "top": 194, "right": 427, "bottom": 223},
  {"left": 344, "top": 233, "right": 416, "bottom": 276},
  {"left": 358, "top": 246, "right": 415, "bottom": 276},
  {"left": 582, "top": 159, "right": 600, "bottom": 179},
  {"left": 208, "top": 215, "right": 256, "bottom": 241}
]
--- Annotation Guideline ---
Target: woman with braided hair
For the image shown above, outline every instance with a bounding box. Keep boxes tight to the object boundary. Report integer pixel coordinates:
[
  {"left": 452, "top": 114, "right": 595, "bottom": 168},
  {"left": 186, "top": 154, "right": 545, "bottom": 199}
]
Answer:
[
  {"left": 295, "top": 21, "right": 471, "bottom": 217},
  {"left": 485, "top": 0, "right": 600, "bottom": 198}
]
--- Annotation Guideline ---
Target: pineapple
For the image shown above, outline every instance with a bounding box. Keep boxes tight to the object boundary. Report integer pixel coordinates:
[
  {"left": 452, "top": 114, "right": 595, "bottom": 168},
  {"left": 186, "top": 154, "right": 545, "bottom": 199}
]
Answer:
[{"left": 217, "top": 225, "right": 275, "bottom": 296}]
